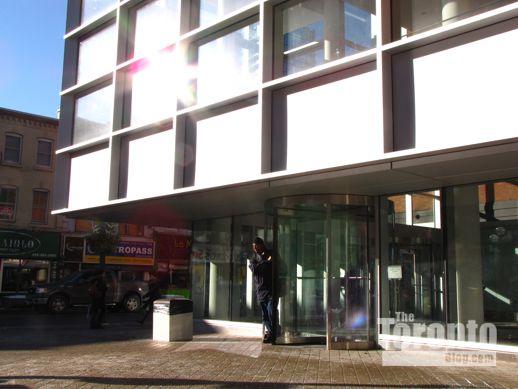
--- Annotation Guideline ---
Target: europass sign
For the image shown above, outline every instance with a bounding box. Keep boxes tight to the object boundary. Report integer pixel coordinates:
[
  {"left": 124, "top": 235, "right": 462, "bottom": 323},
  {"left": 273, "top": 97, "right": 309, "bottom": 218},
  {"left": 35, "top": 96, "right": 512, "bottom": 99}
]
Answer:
[{"left": 84, "top": 240, "right": 154, "bottom": 266}]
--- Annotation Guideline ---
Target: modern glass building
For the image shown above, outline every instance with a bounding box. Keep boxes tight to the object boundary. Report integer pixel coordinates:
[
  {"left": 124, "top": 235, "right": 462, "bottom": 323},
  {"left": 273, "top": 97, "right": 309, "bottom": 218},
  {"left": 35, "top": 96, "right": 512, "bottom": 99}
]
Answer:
[{"left": 55, "top": 0, "right": 518, "bottom": 351}]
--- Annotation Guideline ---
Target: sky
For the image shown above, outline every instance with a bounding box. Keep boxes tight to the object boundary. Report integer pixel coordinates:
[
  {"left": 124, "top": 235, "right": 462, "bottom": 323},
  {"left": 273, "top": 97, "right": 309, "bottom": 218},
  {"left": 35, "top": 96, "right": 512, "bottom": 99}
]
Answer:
[{"left": 0, "top": 0, "right": 67, "bottom": 118}]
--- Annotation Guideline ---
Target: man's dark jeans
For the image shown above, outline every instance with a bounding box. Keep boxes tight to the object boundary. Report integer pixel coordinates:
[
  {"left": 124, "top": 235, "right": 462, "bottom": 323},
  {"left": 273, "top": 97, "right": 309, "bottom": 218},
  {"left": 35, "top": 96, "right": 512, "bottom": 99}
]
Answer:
[{"left": 260, "top": 298, "right": 273, "bottom": 336}]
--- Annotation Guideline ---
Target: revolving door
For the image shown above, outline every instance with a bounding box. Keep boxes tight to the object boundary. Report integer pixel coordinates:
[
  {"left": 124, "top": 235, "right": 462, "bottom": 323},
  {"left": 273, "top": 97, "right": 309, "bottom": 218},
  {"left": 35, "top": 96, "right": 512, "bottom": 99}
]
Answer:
[{"left": 267, "top": 195, "right": 376, "bottom": 350}]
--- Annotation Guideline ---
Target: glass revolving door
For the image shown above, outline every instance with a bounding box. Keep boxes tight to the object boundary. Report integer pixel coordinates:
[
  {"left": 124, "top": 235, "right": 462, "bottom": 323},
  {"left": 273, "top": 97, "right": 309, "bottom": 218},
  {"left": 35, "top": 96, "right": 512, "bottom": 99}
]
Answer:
[{"left": 267, "top": 195, "right": 376, "bottom": 349}]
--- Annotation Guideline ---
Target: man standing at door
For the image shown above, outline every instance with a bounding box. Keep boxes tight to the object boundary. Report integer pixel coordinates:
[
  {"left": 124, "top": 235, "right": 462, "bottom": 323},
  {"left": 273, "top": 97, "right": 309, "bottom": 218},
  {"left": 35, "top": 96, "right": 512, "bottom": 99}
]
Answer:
[{"left": 249, "top": 237, "right": 274, "bottom": 343}]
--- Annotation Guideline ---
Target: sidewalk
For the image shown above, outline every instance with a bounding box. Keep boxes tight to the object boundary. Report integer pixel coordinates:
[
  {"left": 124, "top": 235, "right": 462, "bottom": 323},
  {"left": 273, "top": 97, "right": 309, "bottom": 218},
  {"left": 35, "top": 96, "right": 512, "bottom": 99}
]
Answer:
[{"left": 1, "top": 310, "right": 518, "bottom": 388}]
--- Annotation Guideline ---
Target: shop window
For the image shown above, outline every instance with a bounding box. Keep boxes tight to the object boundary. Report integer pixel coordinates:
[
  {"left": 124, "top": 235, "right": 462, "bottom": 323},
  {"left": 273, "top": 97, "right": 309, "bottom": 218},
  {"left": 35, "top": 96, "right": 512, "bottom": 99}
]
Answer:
[
  {"left": 1, "top": 259, "right": 49, "bottom": 293},
  {"left": 77, "top": 23, "right": 116, "bottom": 84},
  {"left": 81, "top": 0, "right": 117, "bottom": 24},
  {"left": 392, "top": 0, "right": 515, "bottom": 40},
  {"left": 3, "top": 133, "right": 22, "bottom": 164},
  {"left": 73, "top": 84, "right": 113, "bottom": 144},
  {"left": 0, "top": 186, "right": 17, "bottom": 221},
  {"left": 36, "top": 139, "right": 53, "bottom": 168},
  {"left": 192, "top": 20, "right": 259, "bottom": 106},
  {"left": 31, "top": 190, "right": 49, "bottom": 224},
  {"left": 274, "top": 0, "right": 376, "bottom": 78},
  {"left": 132, "top": 0, "right": 179, "bottom": 59}
]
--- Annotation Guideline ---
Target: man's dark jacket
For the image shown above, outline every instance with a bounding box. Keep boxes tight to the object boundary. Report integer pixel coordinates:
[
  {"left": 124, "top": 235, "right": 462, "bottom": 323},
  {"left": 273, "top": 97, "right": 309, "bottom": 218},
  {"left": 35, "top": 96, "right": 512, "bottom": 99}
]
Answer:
[{"left": 249, "top": 250, "right": 272, "bottom": 302}]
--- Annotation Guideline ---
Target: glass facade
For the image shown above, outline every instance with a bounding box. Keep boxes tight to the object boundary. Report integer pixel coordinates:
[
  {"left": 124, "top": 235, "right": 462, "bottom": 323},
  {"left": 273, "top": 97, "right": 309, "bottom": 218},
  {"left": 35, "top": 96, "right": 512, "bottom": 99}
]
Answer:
[
  {"left": 57, "top": 0, "right": 518, "bottom": 350},
  {"left": 194, "top": 104, "right": 261, "bottom": 187},
  {"left": 129, "top": 50, "right": 177, "bottom": 126},
  {"left": 191, "top": 214, "right": 265, "bottom": 322},
  {"left": 198, "top": 0, "right": 255, "bottom": 27},
  {"left": 392, "top": 0, "right": 515, "bottom": 40},
  {"left": 81, "top": 0, "right": 117, "bottom": 24},
  {"left": 274, "top": 0, "right": 376, "bottom": 77},
  {"left": 77, "top": 23, "right": 116, "bottom": 84},
  {"left": 195, "top": 21, "right": 259, "bottom": 105},
  {"left": 133, "top": 0, "right": 179, "bottom": 58},
  {"left": 382, "top": 179, "right": 518, "bottom": 345},
  {"left": 73, "top": 84, "right": 113, "bottom": 144}
]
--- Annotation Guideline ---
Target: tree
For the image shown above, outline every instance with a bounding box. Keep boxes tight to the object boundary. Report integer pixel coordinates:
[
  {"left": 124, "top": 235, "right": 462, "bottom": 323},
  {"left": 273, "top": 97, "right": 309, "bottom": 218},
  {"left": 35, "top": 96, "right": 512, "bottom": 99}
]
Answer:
[{"left": 86, "top": 222, "right": 119, "bottom": 268}]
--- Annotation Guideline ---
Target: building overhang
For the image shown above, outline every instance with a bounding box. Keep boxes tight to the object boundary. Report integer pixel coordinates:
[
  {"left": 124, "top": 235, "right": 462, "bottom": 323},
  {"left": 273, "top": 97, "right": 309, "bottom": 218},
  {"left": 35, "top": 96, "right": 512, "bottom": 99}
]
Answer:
[{"left": 54, "top": 140, "right": 518, "bottom": 227}]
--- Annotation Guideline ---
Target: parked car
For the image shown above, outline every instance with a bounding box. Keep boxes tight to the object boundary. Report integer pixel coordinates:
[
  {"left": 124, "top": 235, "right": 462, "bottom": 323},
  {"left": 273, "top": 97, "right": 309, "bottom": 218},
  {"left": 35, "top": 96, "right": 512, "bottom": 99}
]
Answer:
[{"left": 26, "top": 269, "right": 150, "bottom": 313}]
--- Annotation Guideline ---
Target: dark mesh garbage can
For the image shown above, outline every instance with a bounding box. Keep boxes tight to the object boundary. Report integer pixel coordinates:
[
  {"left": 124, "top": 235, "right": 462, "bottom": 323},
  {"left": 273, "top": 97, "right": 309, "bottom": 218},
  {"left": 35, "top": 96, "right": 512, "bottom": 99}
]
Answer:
[{"left": 152, "top": 298, "right": 193, "bottom": 341}]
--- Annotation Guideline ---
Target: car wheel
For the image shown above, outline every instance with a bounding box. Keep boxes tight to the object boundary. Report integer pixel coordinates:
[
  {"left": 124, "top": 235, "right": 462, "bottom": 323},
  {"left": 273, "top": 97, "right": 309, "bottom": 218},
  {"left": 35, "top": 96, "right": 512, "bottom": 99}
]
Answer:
[
  {"left": 123, "top": 293, "right": 141, "bottom": 312},
  {"left": 48, "top": 294, "right": 68, "bottom": 314}
]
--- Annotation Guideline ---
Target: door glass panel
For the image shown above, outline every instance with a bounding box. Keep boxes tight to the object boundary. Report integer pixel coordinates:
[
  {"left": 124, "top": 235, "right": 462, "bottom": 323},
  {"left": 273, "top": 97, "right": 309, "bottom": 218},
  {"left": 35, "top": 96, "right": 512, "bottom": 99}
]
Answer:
[
  {"left": 328, "top": 205, "right": 370, "bottom": 344},
  {"left": 276, "top": 205, "right": 327, "bottom": 343}
]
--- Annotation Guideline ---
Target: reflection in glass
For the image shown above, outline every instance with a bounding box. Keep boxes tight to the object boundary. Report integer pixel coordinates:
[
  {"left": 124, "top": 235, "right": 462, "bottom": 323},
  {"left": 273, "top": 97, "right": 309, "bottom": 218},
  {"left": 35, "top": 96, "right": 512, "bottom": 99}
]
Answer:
[
  {"left": 199, "top": 0, "right": 255, "bottom": 27},
  {"left": 73, "top": 84, "right": 113, "bottom": 144},
  {"left": 386, "top": 190, "right": 445, "bottom": 324},
  {"left": 130, "top": 50, "right": 177, "bottom": 126},
  {"left": 191, "top": 218, "right": 232, "bottom": 320},
  {"left": 81, "top": 0, "right": 117, "bottom": 24},
  {"left": 133, "top": 0, "right": 179, "bottom": 58},
  {"left": 275, "top": 0, "right": 376, "bottom": 77},
  {"left": 478, "top": 182, "right": 518, "bottom": 326},
  {"left": 77, "top": 24, "right": 116, "bottom": 84},
  {"left": 231, "top": 214, "right": 265, "bottom": 322},
  {"left": 195, "top": 22, "right": 259, "bottom": 104},
  {"left": 392, "top": 0, "right": 515, "bottom": 40}
]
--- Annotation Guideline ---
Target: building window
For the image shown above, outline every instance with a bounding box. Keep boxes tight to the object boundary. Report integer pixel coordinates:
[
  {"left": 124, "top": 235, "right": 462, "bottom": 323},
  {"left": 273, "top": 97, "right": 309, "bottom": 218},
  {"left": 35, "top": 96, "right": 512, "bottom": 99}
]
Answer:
[
  {"left": 446, "top": 180, "right": 518, "bottom": 329},
  {"left": 193, "top": 20, "right": 259, "bottom": 105},
  {"left": 36, "top": 139, "right": 53, "bottom": 168},
  {"left": 392, "top": 0, "right": 515, "bottom": 40},
  {"left": 132, "top": 0, "right": 179, "bottom": 59},
  {"left": 81, "top": 0, "right": 117, "bottom": 24},
  {"left": 0, "top": 186, "right": 17, "bottom": 221},
  {"left": 31, "top": 190, "right": 49, "bottom": 224},
  {"left": 77, "top": 23, "right": 116, "bottom": 84},
  {"left": 3, "top": 133, "right": 22, "bottom": 164},
  {"left": 124, "top": 127, "right": 176, "bottom": 199},
  {"left": 274, "top": 0, "right": 376, "bottom": 77},
  {"left": 192, "top": 103, "right": 260, "bottom": 187},
  {"left": 128, "top": 49, "right": 178, "bottom": 127},
  {"left": 195, "top": 0, "right": 256, "bottom": 28},
  {"left": 384, "top": 189, "right": 445, "bottom": 324},
  {"left": 73, "top": 83, "right": 113, "bottom": 144}
]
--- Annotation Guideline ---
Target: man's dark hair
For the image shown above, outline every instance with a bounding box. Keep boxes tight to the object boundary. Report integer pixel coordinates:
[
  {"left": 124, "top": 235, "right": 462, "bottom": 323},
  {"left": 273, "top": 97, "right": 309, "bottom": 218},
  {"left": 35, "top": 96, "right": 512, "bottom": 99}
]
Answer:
[{"left": 253, "top": 237, "right": 265, "bottom": 245}]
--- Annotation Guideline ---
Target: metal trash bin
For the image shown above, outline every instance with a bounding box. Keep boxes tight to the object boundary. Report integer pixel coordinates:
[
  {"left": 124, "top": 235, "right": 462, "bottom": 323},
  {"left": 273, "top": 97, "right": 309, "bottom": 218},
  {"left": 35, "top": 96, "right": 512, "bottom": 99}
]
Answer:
[{"left": 152, "top": 298, "right": 193, "bottom": 341}]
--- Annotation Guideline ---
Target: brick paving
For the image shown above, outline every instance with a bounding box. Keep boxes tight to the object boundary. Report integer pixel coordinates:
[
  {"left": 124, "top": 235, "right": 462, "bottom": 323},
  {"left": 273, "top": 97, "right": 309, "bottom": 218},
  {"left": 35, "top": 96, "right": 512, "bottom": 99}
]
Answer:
[{"left": 1, "top": 311, "right": 518, "bottom": 388}]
